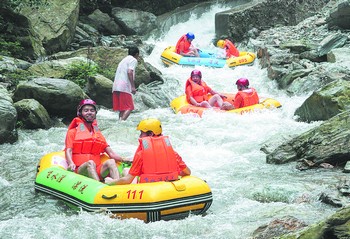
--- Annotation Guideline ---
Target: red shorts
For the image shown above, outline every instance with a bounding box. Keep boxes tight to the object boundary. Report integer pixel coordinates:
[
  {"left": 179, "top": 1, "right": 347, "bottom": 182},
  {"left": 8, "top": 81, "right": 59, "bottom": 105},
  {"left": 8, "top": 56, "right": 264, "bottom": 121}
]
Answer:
[
  {"left": 76, "top": 163, "right": 109, "bottom": 180},
  {"left": 97, "top": 164, "right": 111, "bottom": 179},
  {"left": 113, "top": 91, "right": 134, "bottom": 111}
]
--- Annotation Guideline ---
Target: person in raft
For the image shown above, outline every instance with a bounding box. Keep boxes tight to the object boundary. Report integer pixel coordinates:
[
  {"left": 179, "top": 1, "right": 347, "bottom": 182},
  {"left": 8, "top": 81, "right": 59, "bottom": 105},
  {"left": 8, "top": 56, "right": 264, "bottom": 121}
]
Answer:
[
  {"left": 65, "top": 99, "right": 124, "bottom": 181},
  {"left": 105, "top": 118, "right": 191, "bottom": 185},
  {"left": 175, "top": 32, "right": 199, "bottom": 57},
  {"left": 216, "top": 39, "right": 240, "bottom": 58},
  {"left": 225, "top": 78, "right": 259, "bottom": 110},
  {"left": 112, "top": 46, "right": 140, "bottom": 121},
  {"left": 185, "top": 69, "right": 231, "bottom": 110}
]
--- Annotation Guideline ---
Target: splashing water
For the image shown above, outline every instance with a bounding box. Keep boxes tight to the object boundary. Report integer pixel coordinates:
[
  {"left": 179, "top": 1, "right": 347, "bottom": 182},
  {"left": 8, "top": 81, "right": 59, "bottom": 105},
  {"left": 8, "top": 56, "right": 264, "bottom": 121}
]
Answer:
[{"left": 0, "top": 4, "right": 340, "bottom": 239}]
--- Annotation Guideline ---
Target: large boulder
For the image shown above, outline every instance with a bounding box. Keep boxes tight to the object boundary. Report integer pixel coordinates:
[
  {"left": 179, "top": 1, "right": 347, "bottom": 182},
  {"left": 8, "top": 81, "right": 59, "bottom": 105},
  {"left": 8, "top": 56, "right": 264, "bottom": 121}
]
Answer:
[
  {"left": 215, "top": 0, "right": 329, "bottom": 42},
  {"left": 86, "top": 74, "right": 113, "bottom": 109},
  {"left": 327, "top": 0, "right": 350, "bottom": 29},
  {"left": 27, "top": 57, "right": 92, "bottom": 79},
  {"left": 0, "top": 7, "right": 34, "bottom": 59},
  {"left": 0, "top": 85, "right": 17, "bottom": 144},
  {"left": 12, "top": 78, "right": 87, "bottom": 119},
  {"left": 295, "top": 79, "right": 350, "bottom": 122},
  {"left": 19, "top": 0, "right": 80, "bottom": 57},
  {"left": 14, "top": 99, "right": 52, "bottom": 129},
  {"left": 84, "top": 9, "right": 123, "bottom": 35},
  {"left": 0, "top": 55, "right": 32, "bottom": 72},
  {"left": 265, "top": 110, "right": 350, "bottom": 168},
  {"left": 280, "top": 206, "right": 350, "bottom": 239},
  {"left": 111, "top": 7, "right": 157, "bottom": 36}
]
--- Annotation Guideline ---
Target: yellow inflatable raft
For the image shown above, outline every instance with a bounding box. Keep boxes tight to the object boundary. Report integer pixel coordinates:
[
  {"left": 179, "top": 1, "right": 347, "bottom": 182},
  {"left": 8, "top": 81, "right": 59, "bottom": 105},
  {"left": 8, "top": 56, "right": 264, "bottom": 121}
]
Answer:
[
  {"left": 35, "top": 151, "right": 213, "bottom": 222},
  {"left": 170, "top": 94, "right": 282, "bottom": 117},
  {"left": 160, "top": 46, "right": 256, "bottom": 68}
]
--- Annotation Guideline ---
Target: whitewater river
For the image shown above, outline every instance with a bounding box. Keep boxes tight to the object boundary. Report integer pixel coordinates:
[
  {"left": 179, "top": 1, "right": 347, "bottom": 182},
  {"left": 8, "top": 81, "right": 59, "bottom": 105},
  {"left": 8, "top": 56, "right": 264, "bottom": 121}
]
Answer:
[{"left": 0, "top": 5, "right": 341, "bottom": 239}]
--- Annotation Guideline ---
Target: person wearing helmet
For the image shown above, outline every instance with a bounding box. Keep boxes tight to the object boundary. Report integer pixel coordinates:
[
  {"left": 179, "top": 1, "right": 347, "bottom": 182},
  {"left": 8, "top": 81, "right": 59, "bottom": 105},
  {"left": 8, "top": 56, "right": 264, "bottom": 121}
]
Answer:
[
  {"left": 65, "top": 99, "right": 124, "bottom": 181},
  {"left": 112, "top": 46, "right": 140, "bottom": 121},
  {"left": 105, "top": 118, "right": 191, "bottom": 185},
  {"left": 185, "top": 69, "right": 229, "bottom": 109},
  {"left": 175, "top": 32, "right": 199, "bottom": 57},
  {"left": 232, "top": 78, "right": 259, "bottom": 109},
  {"left": 217, "top": 39, "right": 239, "bottom": 58}
]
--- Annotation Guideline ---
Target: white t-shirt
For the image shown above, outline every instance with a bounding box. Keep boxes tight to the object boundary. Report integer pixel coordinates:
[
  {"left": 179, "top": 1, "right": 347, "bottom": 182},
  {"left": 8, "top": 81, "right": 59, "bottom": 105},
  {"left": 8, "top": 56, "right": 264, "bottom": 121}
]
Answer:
[{"left": 112, "top": 55, "right": 138, "bottom": 94}]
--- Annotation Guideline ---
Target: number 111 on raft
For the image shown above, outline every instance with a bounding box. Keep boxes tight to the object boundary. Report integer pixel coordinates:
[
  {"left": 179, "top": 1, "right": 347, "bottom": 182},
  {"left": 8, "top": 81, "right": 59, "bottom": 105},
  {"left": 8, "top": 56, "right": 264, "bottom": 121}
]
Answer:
[{"left": 127, "top": 189, "right": 144, "bottom": 199}]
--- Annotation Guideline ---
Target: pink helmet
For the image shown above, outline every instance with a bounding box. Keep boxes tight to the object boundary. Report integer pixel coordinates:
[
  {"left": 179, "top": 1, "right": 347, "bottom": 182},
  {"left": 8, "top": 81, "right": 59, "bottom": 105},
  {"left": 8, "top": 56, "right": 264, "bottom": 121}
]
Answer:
[
  {"left": 191, "top": 69, "right": 202, "bottom": 78},
  {"left": 77, "top": 99, "right": 97, "bottom": 116},
  {"left": 236, "top": 78, "right": 249, "bottom": 87}
]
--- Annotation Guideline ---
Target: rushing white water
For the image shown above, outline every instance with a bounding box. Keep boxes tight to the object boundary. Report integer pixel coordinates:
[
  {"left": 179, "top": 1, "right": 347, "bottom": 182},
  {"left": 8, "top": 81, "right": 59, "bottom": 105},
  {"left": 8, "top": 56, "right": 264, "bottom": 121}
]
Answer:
[{"left": 0, "top": 5, "right": 341, "bottom": 239}]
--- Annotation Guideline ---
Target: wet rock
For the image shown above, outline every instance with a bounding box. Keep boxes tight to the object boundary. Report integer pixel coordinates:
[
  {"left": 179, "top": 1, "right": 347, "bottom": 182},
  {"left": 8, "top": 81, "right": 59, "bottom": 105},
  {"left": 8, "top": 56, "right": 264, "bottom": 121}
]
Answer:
[
  {"left": 284, "top": 206, "right": 350, "bottom": 239},
  {"left": 344, "top": 161, "right": 350, "bottom": 173},
  {"left": 295, "top": 79, "right": 350, "bottom": 122},
  {"left": 266, "top": 110, "right": 350, "bottom": 169},
  {"left": 252, "top": 216, "right": 307, "bottom": 239},
  {"left": 215, "top": 0, "right": 328, "bottom": 42},
  {"left": 86, "top": 74, "right": 113, "bottom": 109},
  {"left": 14, "top": 99, "right": 52, "bottom": 129},
  {"left": 327, "top": 0, "right": 350, "bottom": 29},
  {"left": 0, "top": 85, "right": 18, "bottom": 144},
  {"left": 317, "top": 32, "right": 348, "bottom": 56},
  {"left": 319, "top": 191, "right": 344, "bottom": 207},
  {"left": 279, "top": 39, "right": 315, "bottom": 54},
  {"left": 111, "top": 7, "right": 157, "bottom": 36},
  {"left": 85, "top": 9, "right": 123, "bottom": 35},
  {"left": 13, "top": 78, "right": 87, "bottom": 119},
  {"left": 19, "top": 0, "right": 80, "bottom": 56}
]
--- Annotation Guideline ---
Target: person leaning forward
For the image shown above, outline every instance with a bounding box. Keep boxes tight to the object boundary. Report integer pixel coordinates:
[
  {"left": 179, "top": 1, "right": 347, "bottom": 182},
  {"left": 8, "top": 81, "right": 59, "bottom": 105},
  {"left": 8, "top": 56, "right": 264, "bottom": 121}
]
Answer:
[
  {"left": 112, "top": 46, "right": 140, "bottom": 121},
  {"left": 175, "top": 32, "right": 199, "bottom": 57}
]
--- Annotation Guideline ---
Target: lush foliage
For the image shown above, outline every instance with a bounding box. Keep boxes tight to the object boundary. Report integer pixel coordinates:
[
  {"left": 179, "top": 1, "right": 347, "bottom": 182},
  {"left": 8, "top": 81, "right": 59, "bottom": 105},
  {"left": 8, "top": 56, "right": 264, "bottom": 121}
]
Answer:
[
  {"left": 0, "top": 37, "right": 24, "bottom": 58},
  {"left": 64, "top": 62, "right": 98, "bottom": 88},
  {"left": 2, "top": 69, "right": 32, "bottom": 92}
]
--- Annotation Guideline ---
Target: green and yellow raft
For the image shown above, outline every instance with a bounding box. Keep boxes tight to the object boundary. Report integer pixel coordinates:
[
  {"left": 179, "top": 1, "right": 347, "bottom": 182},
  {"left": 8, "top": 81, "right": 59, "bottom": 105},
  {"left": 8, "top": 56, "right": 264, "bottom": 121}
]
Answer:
[
  {"left": 170, "top": 94, "right": 282, "bottom": 117},
  {"left": 35, "top": 151, "right": 213, "bottom": 222}
]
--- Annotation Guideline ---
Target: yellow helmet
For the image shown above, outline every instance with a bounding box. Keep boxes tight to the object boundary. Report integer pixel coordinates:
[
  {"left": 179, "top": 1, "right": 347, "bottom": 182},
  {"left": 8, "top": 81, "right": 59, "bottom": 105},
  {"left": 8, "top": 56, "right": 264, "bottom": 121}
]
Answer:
[
  {"left": 217, "top": 39, "right": 225, "bottom": 48},
  {"left": 137, "top": 118, "right": 162, "bottom": 135}
]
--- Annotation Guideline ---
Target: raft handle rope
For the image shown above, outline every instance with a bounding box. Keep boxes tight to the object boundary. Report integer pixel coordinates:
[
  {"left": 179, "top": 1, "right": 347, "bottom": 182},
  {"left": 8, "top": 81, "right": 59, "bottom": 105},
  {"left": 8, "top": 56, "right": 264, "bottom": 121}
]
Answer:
[{"left": 102, "top": 194, "right": 117, "bottom": 200}]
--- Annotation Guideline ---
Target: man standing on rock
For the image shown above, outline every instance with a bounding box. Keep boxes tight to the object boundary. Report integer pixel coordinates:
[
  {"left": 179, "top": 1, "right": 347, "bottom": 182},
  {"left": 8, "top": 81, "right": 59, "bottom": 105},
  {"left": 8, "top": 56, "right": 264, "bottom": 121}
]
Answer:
[{"left": 112, "top": 46, "right": 140, "bottom": 121}]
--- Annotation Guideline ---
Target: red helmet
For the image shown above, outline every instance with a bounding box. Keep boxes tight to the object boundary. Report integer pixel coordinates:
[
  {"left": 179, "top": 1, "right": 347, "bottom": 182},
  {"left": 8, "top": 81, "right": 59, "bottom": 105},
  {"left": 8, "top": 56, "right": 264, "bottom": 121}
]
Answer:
[
  {"left": 191, "top": 69, "right": 202, "bottom": 78},
  {"left": 236, "top": 78, "right": 249, "bottom": 87},
  {"left": 77, "top": 99, "right": 97, "bottom": 116}
]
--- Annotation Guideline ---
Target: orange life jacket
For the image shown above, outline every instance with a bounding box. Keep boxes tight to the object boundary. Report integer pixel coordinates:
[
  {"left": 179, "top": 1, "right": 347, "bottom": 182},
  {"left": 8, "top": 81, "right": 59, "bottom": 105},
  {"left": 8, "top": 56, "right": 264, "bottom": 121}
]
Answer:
[
  {"left": 235, "top": 88, "right": 259, "bottom": 108},
  {"left": 69, "top": 117, "right": 108, "bottom": 167},
  {"left": 185, "top": 78, "right": 211, "bottom": 103},
  {"left": 224, "top": 40, "right": 239, "bottom": 57},
  {"left": 175, "top": 35, "right": 191, "bottom": 54},
  {"left": 138, "top": 136, "right": 179, "bottom": 183}
]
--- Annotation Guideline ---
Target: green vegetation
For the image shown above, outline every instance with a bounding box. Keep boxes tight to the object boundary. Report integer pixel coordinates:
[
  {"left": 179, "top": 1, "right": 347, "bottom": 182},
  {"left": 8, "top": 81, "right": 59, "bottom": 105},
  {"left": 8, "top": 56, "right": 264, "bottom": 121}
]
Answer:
[
  {"left": 2, "top": 69, "right": 32, "bottom": 91},
  {"left": 0, "top": 37, "right": 24, "bottom": 58},
  {"left": 15, "top": 120, "right": 24, "bottom": 129},
  {"left": 5, "top": 69, "right": 31, "bottom": 84},
  {"left": 64, "top": 61, "right": 98, "bottom": 88}
]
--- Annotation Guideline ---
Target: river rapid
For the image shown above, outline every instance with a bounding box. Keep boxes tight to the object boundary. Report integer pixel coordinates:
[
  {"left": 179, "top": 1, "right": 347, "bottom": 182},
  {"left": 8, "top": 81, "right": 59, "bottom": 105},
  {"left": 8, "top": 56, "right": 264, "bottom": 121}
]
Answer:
[{"left": 0, "top": 5, "right": 342, "bottom": 239}]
